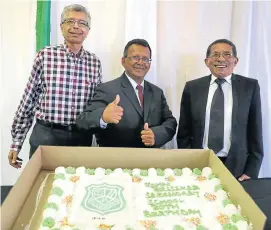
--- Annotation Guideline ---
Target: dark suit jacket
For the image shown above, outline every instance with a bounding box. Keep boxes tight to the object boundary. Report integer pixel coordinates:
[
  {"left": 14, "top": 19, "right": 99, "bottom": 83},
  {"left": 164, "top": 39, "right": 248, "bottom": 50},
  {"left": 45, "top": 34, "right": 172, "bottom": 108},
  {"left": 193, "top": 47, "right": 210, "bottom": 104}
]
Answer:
[
  {"left": 177, "top": 74, "right": 263, "bottom": 178},
  {"left": 76, "top": 73, "right": 177, "bottom": 148}
]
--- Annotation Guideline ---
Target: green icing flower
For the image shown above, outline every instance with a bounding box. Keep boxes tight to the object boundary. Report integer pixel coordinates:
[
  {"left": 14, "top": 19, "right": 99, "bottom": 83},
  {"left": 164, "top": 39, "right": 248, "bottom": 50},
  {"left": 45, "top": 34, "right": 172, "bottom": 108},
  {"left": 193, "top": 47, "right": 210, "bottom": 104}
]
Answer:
[
  {"left": 140, "top": 169, "right": 148, "bottom": 176},
  {"left": 105, "top": 169, "right": 113, "bottom": 175},
  {"left": 86, "top": 168, "right": 95, "bottom": 175},
  {"left": 123, "top": 168, "right": 132, "bottom": 175},
  {"left": 125, "top": 226, "right": 135, "bottom": 230},
  {"left": 173, "top": 225, "right": 184, "bottom": 230},
  {"left": 65, "top": 166, "right": 76, "bottom": 174},
  {"left": 51, "top": 187, "right": 64, "bottom": 196},
  {"left": 208, "top": 173, "right": 217, "bottom": 179},
  {"left": 223, "top": 223, "right": 238, "bottom": 230},
  {"left": 156, "top": 168, "right": 165, "bottom": 176},
  {"left": 54, "top": 173, "right": 65, "bottom": 180},
  {"left": 45, "top": 202, "right": 58, "bottom": 210},
  {"left": 223, "top": 198, "right": 233, "bottom": 207},
  {"left": 148, "top": 227, "right": 158, "bottom": 230},
  {"left": 173, "top": 168, "right": 182, "bottom": 176},
  {"left": 42, "top": 217, "right": 55, "bottom": 228},
  {"left": 197, "top": 225, "right": 208, "bottom": 230},
  {"left": 231, "top": 214, "right": 245, "bottom": 223},
  {"left": 193, "top": 168, "right": 202, "bottom": 175},
  {"left": 215, "top": 184, "right": 225, "bottom": 192}
]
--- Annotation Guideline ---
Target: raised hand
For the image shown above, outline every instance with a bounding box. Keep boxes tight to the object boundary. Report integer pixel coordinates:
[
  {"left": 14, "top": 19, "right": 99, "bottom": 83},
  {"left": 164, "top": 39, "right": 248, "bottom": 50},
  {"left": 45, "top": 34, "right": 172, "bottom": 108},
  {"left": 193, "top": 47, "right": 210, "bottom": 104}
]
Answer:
[{"left": 102, "top": 95, "right": 123, "bottom": 124}]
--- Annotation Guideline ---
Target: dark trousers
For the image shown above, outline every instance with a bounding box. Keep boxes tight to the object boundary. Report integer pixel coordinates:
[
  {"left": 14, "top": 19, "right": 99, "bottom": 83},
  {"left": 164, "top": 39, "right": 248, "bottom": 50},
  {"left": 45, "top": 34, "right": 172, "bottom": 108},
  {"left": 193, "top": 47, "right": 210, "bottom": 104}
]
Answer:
[{"left": 29, "top": 122, "right": 93, "bottom": 158}]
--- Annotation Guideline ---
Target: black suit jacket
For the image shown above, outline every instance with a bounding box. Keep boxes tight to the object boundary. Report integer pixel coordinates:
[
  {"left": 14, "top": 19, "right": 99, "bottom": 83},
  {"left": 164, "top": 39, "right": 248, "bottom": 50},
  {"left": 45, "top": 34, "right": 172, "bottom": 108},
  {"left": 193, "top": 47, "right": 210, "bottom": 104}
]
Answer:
[
  {"left": 76, "top": 73, "right": 177, "bottom": 148},
  {"left": 177, "top": 74, "right": 263, "bottom": 178}
]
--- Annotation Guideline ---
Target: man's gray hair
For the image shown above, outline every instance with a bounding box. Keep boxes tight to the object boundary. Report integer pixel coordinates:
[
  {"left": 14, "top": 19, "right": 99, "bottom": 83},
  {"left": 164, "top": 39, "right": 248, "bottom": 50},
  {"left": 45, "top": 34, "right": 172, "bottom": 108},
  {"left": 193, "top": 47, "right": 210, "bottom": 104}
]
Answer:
[{"left": 61, "top": 4, "right": 91, "bottom": 27}]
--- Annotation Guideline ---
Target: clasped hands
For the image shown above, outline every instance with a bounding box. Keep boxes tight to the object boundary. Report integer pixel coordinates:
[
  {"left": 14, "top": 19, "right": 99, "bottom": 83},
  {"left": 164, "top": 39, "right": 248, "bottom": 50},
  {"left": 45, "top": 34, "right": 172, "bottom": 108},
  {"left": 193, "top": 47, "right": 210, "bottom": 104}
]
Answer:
[{"left": 102, "top": 95, "right": 155, "bottom": 146}]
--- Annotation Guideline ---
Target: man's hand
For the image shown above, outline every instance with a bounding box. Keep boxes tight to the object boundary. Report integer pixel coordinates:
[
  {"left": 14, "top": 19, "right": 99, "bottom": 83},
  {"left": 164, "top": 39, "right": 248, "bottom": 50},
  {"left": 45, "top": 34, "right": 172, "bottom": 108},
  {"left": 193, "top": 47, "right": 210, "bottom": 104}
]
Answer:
[
  {"left": 141, "top": 123, "right": 155, "bottom": 146},
  {"left": 8, "top": 150, "right": 23, "bottom": 169},
  {"left": 238, "top": 174, "right": 251, "bottom": 181},
  {"left": 102, "top": 95, "right": 123, "bottom": 124}
]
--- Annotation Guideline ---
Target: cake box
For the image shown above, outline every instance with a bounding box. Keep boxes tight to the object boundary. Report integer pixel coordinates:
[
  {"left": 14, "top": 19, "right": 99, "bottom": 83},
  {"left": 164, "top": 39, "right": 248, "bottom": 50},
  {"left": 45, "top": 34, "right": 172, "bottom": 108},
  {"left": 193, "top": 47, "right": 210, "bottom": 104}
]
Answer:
[{"left": 0, "top": 146, "right": 267, "bottom": 229}]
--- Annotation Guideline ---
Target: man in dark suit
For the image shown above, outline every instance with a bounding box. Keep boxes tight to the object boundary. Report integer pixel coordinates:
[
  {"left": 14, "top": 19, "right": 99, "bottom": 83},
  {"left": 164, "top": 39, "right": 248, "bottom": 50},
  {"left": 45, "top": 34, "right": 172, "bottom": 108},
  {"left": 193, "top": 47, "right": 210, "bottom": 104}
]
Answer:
[
  {"left": 177, "top": 39, "right": 263, "bottom": 181},
  {"left": 76, "top": 39, "right": 177, "bottom": 148}
]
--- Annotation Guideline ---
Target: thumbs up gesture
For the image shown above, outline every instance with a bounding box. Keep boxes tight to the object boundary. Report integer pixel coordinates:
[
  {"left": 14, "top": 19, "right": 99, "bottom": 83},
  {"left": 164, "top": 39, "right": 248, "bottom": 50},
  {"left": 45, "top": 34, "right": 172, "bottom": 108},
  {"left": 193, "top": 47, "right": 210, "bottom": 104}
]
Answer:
[
  {"left": 102, "top": 95, "right": 123, "bottom": 124},
  {"left": 141, "top": 123, "right": 155, "bottom": 146}
]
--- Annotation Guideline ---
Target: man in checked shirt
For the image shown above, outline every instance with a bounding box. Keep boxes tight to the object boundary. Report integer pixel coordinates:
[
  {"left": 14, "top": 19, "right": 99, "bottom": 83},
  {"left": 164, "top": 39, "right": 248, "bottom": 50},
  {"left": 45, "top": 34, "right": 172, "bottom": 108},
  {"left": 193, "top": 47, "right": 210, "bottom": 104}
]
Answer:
[{"left": 8, "top": 4, "right": 102, "bottom": 168}]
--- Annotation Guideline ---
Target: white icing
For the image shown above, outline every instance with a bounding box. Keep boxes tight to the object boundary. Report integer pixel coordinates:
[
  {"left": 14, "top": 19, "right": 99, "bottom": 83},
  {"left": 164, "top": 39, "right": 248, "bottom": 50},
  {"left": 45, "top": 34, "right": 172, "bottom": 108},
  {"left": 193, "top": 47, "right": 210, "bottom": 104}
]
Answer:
[
  {"left": 148, "top": 168, "right": 157, "bottom": 176},
  {"left": 55, "top": 166, "right": 66, "bottom": 174},
  {"left": 236, "top": 220, "right": 249, "bottom": 230},
  {"left": 95, "top": 167, "right": 105, "bottom": 176},
  {"left": 42, "top": 209, "right": 57, "bottom": 218},
  {"left": 132, "top": 168, "right": 141, "bottom": 176},
  {"left": 76, "top": 166, "right": 86, "bottom": 175},
  {"left": 40, "top": 167, "right": 250, "bottom": 230},
  {"left": 164, "top": 168, "right": 174, "bottom": 177},
  {"left": 202, "top": 167, "right": 213, "bottom": 177},
  {"left": 114, "top": 168, "right": 123, "bottom": 174},
  {"left": 182, "top": 167, "right": 192, "bottom": 176}
]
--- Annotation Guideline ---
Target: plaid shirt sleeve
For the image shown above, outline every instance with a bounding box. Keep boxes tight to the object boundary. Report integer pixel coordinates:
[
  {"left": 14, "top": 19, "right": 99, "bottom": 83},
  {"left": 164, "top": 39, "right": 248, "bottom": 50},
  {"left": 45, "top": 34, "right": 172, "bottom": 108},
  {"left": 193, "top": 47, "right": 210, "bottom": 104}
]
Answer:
[
  {"left": 88, "top": 58, "right": 103, "bottom": 103},
  {"left": 10, "top": 51, "right": 43, "bottom": 153}
]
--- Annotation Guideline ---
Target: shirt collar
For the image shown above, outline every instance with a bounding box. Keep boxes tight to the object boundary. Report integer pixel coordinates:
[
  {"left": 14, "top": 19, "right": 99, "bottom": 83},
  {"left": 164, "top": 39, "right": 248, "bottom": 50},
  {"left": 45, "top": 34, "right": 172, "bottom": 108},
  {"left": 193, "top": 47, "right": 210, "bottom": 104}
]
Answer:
[
  {"left": 125, "top": 72, "right": 144, "bottom": 90},
  {"left": 61, "top": 42, "right": 86, "bottom": 59},
  {"left": 210, "top": 74, "right": 232, "bottom": 85}
]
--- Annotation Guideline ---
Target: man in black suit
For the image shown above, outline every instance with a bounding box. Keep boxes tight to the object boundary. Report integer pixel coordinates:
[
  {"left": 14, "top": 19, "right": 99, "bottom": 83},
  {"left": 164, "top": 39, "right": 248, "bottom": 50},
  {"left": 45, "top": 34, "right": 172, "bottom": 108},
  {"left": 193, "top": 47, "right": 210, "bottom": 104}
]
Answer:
[
  {"left": 76, "top": 39, "right": 177, "bottom": 148},
  {"left": 177, "top": 39, "right": 263, "bottom": 181}
]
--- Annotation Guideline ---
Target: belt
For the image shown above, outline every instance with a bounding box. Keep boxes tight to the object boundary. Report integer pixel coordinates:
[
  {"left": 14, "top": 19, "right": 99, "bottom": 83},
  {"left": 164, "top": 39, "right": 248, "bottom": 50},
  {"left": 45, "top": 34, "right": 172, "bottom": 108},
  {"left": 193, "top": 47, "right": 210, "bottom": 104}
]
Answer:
[{"left": 37, "top": 119, "right": 78, "bottom": 132}]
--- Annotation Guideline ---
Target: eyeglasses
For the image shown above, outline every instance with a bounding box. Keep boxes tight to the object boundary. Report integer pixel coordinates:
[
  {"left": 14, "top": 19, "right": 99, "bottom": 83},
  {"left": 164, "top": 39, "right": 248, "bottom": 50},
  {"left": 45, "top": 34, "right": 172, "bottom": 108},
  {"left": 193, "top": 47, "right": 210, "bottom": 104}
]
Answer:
[
  {"left": 62, "top": 19, "right": 89, "bottom": 28},
  {"left": 126, "top": 56, "right": 152, "bottom": 64},
  {"left": 208, "top": 52, "right": 234, "bottom": 59}
]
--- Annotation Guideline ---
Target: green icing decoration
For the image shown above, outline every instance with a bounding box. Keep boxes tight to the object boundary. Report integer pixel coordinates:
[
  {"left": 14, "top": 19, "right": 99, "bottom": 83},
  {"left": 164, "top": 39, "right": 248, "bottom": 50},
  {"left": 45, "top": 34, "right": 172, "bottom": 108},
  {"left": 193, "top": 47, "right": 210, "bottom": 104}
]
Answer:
[
  {"left": 173, "top": 168, "right": 182, "bottom": 176},
  {"left": 149, "top": 227, "right": 158, "bottom": 230},
  {"left": 72, "top": 228, "right": 80, "bottom": 230},
  {"left": 223, "top": 198, "right": 233, "bottom": 207},
  {"left": 231, "top": 214, "right": 245, "bottom": 223},
  {"left": 51, "top": 228, "right": 60, "bottom": 230},
  {"left": 42, "top": 217, "right": 55, "bottom": 228},
  {"left": 173, "top": 225, "right": 184, "bottom": 230},
  {"left": 105, "top": 169, "right": 113, "bottom": 175},
  {"left": 208, "top": 173, "right": 217, "bottom": 179},
  {"left": 215, "top": 184, "right": 224, "bottom": 192},
  {"left": 45, "top": 202, "right": 58, "bottom": 210},
  {"left": 223, "top": 223, "right": 238, "bottom": 230},
  {"left": 51, "top": 187, "right": 64, "bottom": 196},
  {"left": 156, "top": 168, "right": 165, "bottom": 176},
  {"left": 86, "top": 168, "right": 95, "bottom": 175},
  {"left": 193, "top": 168, "right": 202, "bottom": 175},
  {"left": 125, "top": 226, "right": 135, "bottom": 230},
  {"left": 123, "top": 168, "right": 132, "bottom": 175},
  {"left": 65, "top": 166, "right": 76, "bottom": 174},
  {"left": 197, "top": 225, "right": 208, "bottom": 230},
  {"left": 140, "top": 169, "right": 148, "bottom": 176},
  {"left": 54, "top": 173, "right": 65, "bottom": 180}
]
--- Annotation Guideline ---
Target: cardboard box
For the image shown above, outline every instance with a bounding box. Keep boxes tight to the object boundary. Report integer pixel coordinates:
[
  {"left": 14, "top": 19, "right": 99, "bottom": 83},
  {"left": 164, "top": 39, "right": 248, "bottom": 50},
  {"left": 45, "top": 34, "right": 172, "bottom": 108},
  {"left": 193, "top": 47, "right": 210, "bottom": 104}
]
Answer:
[{"left": 0, "top": 146, "right": 267, "bottom": 229}]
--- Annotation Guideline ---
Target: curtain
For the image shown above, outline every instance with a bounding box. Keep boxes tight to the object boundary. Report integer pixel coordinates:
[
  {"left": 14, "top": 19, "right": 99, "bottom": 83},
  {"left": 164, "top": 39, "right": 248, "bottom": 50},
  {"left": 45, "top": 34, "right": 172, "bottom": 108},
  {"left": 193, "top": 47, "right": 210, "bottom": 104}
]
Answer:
[{"left": 1, "top": 0, "right": 270, "bottom": 185}]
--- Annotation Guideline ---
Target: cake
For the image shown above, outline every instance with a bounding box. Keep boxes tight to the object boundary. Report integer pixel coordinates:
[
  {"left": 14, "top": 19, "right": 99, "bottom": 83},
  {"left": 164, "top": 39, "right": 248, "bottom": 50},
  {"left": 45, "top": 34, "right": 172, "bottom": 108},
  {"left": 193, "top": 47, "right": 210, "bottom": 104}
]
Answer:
[{"left": 39, "top": 167, "right": 251, "bottom": 230}]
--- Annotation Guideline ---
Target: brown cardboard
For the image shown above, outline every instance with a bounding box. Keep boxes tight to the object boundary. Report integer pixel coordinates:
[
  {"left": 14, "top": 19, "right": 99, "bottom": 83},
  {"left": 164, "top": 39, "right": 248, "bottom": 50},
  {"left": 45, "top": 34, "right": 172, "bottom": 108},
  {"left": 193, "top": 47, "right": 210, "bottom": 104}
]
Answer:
[{"left": 0, "top": 146, "right": 267, "bottom": 229}]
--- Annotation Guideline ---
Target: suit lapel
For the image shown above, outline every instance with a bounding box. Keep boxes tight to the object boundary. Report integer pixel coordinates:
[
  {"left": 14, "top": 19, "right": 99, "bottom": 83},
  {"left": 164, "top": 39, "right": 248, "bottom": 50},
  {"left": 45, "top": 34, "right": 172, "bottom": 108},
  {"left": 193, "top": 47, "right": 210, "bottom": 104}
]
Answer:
[
  {"left": 121, "top": 74, "right": 143, "bottom": 117},
  {"left": 199, "top": 75, "right": 212, "bottom": 136},
  {"left": 231, "top": 74, "right": 240, "bottom": 131},
  {"left": 143, "top": 82, "right": 153, "bottom": 122}
]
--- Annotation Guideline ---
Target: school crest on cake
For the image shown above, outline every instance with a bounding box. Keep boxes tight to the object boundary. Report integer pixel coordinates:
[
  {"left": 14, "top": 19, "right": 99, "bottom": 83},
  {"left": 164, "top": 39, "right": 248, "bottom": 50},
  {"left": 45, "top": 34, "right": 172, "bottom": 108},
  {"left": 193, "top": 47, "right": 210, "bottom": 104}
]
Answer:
[{"left": 81, "top": 183, "right": 126, "bottom": 215}]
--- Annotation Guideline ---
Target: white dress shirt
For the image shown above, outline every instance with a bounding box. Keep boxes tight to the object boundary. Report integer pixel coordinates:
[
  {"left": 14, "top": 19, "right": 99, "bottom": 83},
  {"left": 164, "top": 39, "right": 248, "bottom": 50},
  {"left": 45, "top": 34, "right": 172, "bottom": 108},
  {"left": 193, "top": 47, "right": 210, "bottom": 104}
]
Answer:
[
  {"left": 100, "top": 72, "right": 144, "bottom": 128},
  {"left": 202, "top": 75, "right": 233, "bottom": 157}
]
